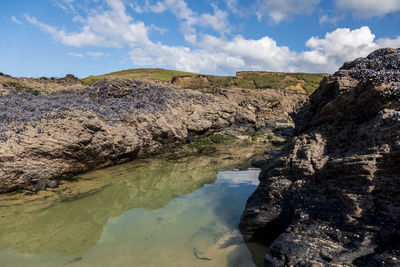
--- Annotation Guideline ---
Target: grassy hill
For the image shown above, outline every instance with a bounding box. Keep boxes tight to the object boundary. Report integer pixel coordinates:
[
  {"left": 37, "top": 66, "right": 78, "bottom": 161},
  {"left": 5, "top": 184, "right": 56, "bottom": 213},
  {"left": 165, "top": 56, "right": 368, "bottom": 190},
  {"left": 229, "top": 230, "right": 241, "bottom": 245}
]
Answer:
[
  {"left": 82, "top": 68, "right": 327, "bottom": 95},
  {"left": 82, "top": 68, "right": 197, "bottom": 85}
]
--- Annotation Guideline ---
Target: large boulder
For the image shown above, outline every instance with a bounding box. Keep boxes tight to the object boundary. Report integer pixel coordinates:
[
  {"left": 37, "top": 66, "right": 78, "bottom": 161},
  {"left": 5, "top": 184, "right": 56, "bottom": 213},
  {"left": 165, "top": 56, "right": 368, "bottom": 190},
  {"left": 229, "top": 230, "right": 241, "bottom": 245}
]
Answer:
[{"left": 240, "top": 48, "right": 400, "bottom": 266}]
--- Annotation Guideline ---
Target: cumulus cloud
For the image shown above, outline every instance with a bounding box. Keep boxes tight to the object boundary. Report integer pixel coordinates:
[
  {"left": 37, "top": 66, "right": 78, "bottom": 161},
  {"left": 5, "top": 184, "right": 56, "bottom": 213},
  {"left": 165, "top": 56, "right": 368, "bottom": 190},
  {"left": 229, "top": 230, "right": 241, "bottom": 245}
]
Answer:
[
  {"left": 301, "top": 26, "right": 382, "bottom": 72},
  {"left": 11, "top": 16, "right": 23, "bottom": 25},
  {"left": 130, "top": 26, "right": 399, "bottom": 74},
  {"left": 335, "top": 0, "right": 400, "bottom": 18},
  {"left": 130, "top": 35, "right": 297, "bottom": 73},
  {"left": 256, "top": 0, "right": 320, "bottom": 23}
]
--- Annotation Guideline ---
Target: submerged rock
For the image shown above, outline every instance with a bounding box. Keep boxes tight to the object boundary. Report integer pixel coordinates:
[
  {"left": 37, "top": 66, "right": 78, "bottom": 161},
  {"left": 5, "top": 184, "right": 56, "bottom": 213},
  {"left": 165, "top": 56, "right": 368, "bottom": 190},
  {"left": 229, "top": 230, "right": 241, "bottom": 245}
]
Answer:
[
  {"left": 0, "top": 78, "right": 307, "bottom": 193},
  {"left": 240, "top": 48, "right": 400, "bottom": 266}
]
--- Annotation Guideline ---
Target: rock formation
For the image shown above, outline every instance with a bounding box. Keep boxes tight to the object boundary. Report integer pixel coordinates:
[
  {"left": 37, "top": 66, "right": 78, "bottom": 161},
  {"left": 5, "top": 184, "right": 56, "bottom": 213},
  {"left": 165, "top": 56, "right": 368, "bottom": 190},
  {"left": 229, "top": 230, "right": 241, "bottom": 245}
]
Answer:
[
  {"left": 240, "top": 48, "right": 400, "bottom": 266},
  {"left": 171, "top": 75, "right": 211, "bottom": 88},
  {"left": 0, "top": 78, "right": 306, "bottom": 193}
]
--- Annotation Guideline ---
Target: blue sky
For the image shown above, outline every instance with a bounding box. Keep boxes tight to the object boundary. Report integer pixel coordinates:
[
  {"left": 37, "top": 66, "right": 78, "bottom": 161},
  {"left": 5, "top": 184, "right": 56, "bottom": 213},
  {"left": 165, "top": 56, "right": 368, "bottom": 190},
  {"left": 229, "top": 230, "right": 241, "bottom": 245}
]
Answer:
[{"left": 1, "top": 0, "right": 399, "bottom": 78}]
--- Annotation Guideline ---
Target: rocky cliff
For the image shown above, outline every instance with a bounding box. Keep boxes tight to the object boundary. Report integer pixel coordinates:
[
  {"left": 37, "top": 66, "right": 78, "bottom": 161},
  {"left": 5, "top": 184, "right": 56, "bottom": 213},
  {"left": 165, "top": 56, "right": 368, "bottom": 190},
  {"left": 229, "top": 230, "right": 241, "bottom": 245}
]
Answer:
[
  {"left": 0, "top": 79, "right": 306, "bottom": 193},
  {"left": 240, "top": 48, "right": 400, "bottom": 266}
]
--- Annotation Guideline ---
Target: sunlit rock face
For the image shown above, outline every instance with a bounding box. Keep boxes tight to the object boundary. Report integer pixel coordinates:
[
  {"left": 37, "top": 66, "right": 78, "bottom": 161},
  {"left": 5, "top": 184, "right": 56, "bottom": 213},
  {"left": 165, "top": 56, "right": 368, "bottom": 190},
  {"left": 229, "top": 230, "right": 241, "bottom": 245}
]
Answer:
[
  {"left": 240, "top": 48, "right": 400, "bottom": 266},
  {"left": 0, "top": 78, "right": 306, "bottom": 193}
]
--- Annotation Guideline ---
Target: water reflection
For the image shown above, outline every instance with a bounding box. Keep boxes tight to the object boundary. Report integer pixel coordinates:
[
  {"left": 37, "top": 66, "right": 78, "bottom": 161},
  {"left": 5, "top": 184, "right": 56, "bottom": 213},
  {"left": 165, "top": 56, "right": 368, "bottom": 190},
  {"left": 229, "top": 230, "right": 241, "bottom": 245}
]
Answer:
[{"left": 0, "top": 144, "right": 268, "bottom": 266}]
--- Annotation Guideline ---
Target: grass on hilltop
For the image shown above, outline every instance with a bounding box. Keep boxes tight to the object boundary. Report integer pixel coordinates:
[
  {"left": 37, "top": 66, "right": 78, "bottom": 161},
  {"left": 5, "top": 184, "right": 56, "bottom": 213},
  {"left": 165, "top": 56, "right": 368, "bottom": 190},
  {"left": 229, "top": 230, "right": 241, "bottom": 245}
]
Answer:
[
  {"left": 82, "top": 68, "right": 198, "bottom": 85},
  {"left": 207, "top": 72, "right": 326, "bottom": 94},
  {"left": 82, "top": 68, "right": 327, "bottom": 95},
  {"left": 235, "top": 72, "right": 326, "bottom": 95}
]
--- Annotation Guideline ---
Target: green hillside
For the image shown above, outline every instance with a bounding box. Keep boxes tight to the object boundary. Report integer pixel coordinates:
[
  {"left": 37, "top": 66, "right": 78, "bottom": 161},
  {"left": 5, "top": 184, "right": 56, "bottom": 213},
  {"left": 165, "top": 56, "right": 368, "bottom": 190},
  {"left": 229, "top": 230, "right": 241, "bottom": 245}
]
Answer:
[
  {"left": 82, "top": 68, "right": 327, "bottom": 95},
  {"left": 82, "top": 68, "right": 197, "bottom": 85}
]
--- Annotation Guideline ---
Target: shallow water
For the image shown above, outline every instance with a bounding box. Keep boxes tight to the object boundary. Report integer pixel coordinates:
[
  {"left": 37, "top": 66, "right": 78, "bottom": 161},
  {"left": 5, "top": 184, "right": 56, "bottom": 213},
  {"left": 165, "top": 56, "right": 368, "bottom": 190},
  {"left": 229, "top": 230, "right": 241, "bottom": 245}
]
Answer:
[{"left": 0, "top": 144, "right": 268, "bottom": 267}]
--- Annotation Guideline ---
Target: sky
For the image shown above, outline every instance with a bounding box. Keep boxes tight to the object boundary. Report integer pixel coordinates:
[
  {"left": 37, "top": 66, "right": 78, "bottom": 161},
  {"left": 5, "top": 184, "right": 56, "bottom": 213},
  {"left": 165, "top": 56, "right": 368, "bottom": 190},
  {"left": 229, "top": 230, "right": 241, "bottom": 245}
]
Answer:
[{"left": 0, "top": 0, "right": 400, "bottom": 78}]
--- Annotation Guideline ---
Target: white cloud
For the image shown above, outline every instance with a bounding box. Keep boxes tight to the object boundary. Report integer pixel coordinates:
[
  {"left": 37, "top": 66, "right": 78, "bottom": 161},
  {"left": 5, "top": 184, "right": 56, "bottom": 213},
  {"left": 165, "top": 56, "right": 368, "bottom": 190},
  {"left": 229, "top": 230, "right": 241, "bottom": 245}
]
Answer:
[
  {"left": 319, "top": 14, "right": 343, "bottom": 25},
  {"left": 130, "top": 34, "right": 295, "bottom": 73},
  {"left": 129, "top": 33, "right": 295, "bottom": 73},
  {"left": 256, "top": 0, "right": 320, "bottom": 23},
  {"left": 66, "top": 52, "right": 84, "bottom": 58},
  {"left": 225, "top": 0, "right": 238, "bottom": 13},
  {"left": 25, "top": 15, "right": 108, "bottom": 47},
  {"left": 129, "top": 2, "right": 144, "bottom": 13},
  {"left": 197, "top": 34, "right": 227, "bottom": 49},
  {"left": 150, "top": 24, "right": 168, "bottom": 34},
  {"left": 129, "top": 43, "right": 247, "bottom": 74},
  {"left": 26, "top": 0, "right": 151, "bottom": 47},
  {"left": 130, "top": 26, "right": 399, "bottom": 74},
  {"left": 72, "top": 15, "right": 85, "bottom": 23},
  {"left": 54, "top": 0, "right": 76, "bottom": 14},
  {"left": 336, "top": 0, "right": 400, "bottom": 18},
  {"left": 130, "top": 0, "right": 166, "bottom": 13},
  {"left": 301, "top": 26, "right": 380, "bottom": 72},
  {"left": 198, "top": 4, "right": 230, "bottom": 35},
  {"left": 11, "top": 16, "right": 23, "bottom": 25},
  {"left": 160, "top": 0, "right": 195, "bottom": 19},
  {"left": 133, "top": 0, "right": 231, "bottom": 42},
  {"left": 376, "top": 36, "right": 400, "bottom": 48},
  {"left": 149, "top": 1, "right": 167, "bottom": 13},
  {"left": 86, "top": 0, "right": 151, "bottom": 46}
]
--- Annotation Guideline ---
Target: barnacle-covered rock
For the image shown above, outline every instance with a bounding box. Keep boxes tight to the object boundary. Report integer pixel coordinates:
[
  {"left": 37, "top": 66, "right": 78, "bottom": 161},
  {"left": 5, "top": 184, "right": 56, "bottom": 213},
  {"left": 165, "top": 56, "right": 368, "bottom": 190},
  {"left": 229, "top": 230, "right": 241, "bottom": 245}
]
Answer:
[{"left": 240, "top": 48, "right": 400, "bottom": 266}]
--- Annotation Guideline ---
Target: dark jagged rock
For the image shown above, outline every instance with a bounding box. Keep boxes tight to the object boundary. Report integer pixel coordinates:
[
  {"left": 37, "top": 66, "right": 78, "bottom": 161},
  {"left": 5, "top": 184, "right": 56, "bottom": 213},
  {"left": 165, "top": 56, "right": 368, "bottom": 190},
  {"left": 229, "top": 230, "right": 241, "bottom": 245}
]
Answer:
[
  {"left": 251, "top": 160, "right": 267, "bottom": 168},
  {"left": 240, "top": 48, "right": 400, "bottom": 266}
]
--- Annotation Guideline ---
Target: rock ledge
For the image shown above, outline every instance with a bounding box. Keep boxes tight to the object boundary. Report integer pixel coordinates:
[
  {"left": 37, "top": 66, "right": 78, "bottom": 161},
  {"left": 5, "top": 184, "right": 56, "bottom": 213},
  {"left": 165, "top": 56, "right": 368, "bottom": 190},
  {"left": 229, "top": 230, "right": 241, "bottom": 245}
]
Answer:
[{"left": 0, "top": 79, "right": 306, "bottom": 193}]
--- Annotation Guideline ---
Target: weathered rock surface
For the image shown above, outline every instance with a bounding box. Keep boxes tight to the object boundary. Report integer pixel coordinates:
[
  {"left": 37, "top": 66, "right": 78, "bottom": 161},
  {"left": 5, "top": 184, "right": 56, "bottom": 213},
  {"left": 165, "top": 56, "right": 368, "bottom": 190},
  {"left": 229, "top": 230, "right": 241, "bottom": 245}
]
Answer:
[
  {"left": 240, "top": 48, "right": 400, "bottom": 266},
  {"left": 171, "top": 75, "right": 211, "bottom": 88},
  {"left": 0, "top": 79, "right": 306, "bottom": 193},
  {"left": 0, "top": 73, "right": 85, "bottom": 95}
]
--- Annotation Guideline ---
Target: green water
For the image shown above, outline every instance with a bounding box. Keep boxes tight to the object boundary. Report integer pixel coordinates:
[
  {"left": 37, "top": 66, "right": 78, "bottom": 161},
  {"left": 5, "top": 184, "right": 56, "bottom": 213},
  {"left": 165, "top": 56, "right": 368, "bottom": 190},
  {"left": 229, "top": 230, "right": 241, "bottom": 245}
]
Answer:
[{"left": 0, "top": 144, "right": 268, "bottom": 267}]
